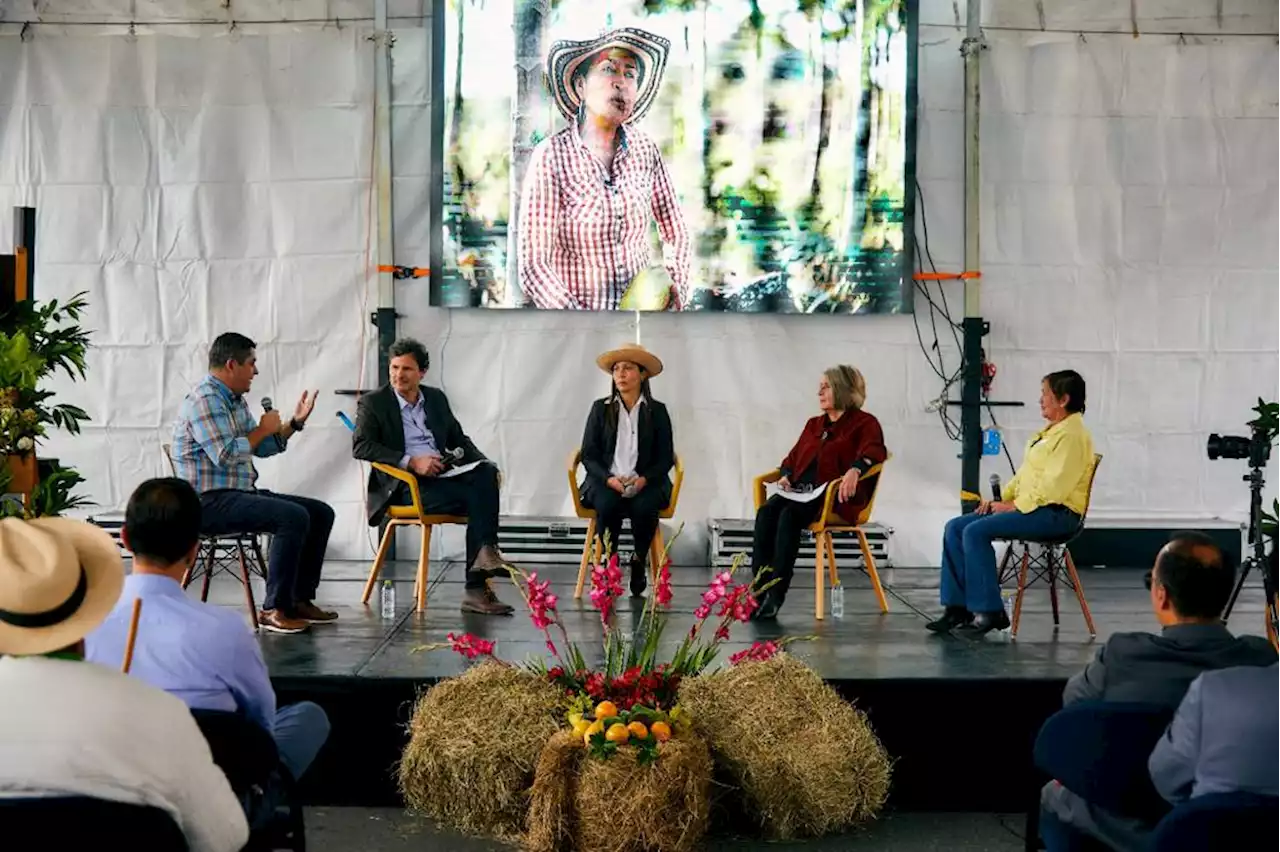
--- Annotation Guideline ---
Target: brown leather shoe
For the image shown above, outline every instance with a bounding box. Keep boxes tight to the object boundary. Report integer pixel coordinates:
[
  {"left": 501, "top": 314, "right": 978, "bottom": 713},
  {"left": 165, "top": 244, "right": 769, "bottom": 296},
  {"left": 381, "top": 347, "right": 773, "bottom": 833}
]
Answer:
[
  {"left": 258, "top": 609, "right": 310, "bottom": 634},
  {"left": 470, "top": 544, "right": 516, "bottom": 580},
  {"left": 294, "top": 601, "right": 338, "bottom": 623},
  {"left": 461, "top": 585, "right": 515, "bottom": 616}
]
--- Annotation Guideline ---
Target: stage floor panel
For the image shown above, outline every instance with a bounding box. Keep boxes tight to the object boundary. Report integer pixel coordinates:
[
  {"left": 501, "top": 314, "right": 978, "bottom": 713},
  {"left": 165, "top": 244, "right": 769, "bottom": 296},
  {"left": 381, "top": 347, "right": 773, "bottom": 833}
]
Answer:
[{"left": 191, "top": 561, "right": 1272, "bottom": 683}]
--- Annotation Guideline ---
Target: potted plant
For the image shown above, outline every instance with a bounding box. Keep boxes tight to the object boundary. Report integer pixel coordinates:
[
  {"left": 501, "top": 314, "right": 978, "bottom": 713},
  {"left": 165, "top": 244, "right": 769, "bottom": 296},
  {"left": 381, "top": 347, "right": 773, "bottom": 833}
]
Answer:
[{"left": 0, "top": 293, "right": 91, "bottom": 514}]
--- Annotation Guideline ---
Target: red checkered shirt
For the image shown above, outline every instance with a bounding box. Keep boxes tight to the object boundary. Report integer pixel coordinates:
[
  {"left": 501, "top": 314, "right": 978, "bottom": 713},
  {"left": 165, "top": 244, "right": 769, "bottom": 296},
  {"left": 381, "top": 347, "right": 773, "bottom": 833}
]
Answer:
[{"left": 518, "top": 125, "right": 691, "bottom": 310}]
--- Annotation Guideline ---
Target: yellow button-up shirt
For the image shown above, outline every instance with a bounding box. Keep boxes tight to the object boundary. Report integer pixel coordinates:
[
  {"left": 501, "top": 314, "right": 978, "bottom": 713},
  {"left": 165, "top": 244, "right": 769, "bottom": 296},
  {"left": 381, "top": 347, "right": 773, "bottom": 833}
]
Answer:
[{"left": 1003, "top": 413, "right": 1096, "bottom": 515}]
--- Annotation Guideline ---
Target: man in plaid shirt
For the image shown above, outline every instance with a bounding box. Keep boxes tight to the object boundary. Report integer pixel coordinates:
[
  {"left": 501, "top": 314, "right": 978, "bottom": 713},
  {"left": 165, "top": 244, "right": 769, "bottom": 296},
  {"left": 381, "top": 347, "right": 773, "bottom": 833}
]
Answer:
[{"left": 170, "top": 332, "right": 333, "bottom": 634}]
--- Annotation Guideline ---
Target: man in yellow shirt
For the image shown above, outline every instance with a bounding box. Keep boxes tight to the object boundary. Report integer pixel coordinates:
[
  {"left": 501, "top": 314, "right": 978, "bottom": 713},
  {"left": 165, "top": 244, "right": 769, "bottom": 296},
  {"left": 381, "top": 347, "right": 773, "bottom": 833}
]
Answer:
[{"left": 929, "top": 370, "right": 1096, "bottom": 637}]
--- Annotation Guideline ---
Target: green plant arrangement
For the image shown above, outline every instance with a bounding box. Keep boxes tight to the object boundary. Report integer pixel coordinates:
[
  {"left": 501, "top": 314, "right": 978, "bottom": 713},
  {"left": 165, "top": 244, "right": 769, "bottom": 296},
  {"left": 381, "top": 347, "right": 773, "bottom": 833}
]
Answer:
[{"left": 0, "top": 292, "right": 93, "bottom": 517}]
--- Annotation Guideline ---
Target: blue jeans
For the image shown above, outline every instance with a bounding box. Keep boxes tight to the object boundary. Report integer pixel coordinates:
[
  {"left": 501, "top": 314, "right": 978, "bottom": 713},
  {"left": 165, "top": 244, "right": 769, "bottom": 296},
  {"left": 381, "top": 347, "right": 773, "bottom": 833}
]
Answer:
[
  {"left": 274, "top": 701, "right": 330, "bottom": 780},
  {"left": 200, "top": 489, "right": 335, "bottom": 613},
  {"left": 940, "top": 506, "right": 1079, "bottom": 613}
]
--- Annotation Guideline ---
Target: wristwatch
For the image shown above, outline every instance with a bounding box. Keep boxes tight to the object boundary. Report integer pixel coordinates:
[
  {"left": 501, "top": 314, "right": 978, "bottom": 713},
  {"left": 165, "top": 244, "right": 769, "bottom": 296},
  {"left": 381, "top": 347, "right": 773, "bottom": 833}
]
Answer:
[{"left": 290, "top": 417, "right": 304, "bottom": 432}]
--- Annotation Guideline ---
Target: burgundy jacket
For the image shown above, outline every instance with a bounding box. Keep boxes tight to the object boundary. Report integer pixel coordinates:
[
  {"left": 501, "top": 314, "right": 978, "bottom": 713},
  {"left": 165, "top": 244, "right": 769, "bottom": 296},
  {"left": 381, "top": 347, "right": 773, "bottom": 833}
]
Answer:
[{"left": 778, "top": 408, "right": 888, "bottom": 524}]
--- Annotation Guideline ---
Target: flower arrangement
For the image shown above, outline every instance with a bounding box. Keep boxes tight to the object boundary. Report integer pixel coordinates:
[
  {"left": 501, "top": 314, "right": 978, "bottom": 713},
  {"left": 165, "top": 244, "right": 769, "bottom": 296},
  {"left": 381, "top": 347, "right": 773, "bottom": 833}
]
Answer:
[{"left": 428, "top": 527, "right": 808, "bottom": 764}]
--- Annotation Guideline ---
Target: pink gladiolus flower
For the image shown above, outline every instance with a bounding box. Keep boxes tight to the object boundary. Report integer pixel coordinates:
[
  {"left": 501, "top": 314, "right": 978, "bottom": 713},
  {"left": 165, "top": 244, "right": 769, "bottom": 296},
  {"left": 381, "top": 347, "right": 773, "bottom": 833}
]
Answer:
[
  {"left": 729, "top": 640, "right": 781, "bottom": 665},
  {"left": 447, "top": 632, "right": 496, "bottom": 660},
  {"left": 655, "top": 560, "right": 673, "bottom": 607},
  {"left": 714, "top": 625, "right": 730, "bottom": 641},
  {"left": 589, "top": 553, "right": 625, "bottom": 623},
  {"left": 693, "top": 603, "right": 711, "bottom": 621}
]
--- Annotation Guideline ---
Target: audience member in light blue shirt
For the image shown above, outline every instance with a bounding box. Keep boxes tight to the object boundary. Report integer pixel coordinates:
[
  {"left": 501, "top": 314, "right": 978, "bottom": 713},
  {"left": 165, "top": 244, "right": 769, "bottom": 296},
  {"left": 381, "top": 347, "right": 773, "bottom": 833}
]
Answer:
[{"left": 85, "top": 478, "right": 329, "bottom": 781}]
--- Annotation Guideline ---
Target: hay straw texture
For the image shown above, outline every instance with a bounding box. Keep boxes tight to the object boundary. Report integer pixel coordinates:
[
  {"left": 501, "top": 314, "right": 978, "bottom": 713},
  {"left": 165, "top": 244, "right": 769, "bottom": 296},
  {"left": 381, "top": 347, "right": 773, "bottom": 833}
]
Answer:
[
  {"left": 525, "top": 730, "right": 714, "bottom": 852},
  {"left": 677, "top": 654, "right": 891, "bottom": 840},
  {"left": 399, "top": 661, "right": 565, "bottom": 839}
]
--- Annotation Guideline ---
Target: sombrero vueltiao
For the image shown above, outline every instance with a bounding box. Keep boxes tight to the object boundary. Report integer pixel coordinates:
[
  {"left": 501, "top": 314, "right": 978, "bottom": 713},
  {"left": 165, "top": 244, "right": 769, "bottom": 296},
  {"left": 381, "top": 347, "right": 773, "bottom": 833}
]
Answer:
[
  {"left": 547, "top": 27, "right": 671, "bottom": 125},
  {"left": 597, "top": 343, "right": 663, "bottom": 378}
]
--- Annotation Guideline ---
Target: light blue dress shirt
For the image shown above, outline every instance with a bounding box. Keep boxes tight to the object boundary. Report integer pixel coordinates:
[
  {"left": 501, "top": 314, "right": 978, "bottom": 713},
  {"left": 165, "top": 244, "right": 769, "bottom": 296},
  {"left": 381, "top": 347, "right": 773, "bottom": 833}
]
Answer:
[
  {"left": 85, "top": 573, "right": 277, "bottom": 735},
  {"left": 396, "top": 388, "right": 440, "bottom": 468}
]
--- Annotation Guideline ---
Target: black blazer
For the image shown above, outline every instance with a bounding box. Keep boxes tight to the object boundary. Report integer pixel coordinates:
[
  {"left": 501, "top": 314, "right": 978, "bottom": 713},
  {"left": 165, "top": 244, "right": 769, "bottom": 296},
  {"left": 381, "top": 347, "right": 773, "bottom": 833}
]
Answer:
[
  {"left": 580, "top": 396, "right": 674, "bottom": 504},
  {"left": 352, "top": 383, "right": 486, "bottom": 526}
]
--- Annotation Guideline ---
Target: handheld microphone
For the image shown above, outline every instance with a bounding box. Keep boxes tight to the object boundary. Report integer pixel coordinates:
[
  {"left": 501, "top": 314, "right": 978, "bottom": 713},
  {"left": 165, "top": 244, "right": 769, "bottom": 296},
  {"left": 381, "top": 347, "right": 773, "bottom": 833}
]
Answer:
[
  {"left": 440, "top": 447, "right": 465, "bottom": 469},
  {"left": 990, "top": 473, "right": 1002, "bottom": 502},
  {"left": 260, "top": 396, "right": 274, "bottom": 413}
]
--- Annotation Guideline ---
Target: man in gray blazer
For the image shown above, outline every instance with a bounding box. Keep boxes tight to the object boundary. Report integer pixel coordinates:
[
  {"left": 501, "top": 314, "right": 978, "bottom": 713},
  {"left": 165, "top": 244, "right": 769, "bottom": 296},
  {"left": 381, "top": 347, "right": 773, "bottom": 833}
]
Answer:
[
  {"left": 1042, "top": 531, "right": 1277, "bottom": 851},
  {"left": 1149, "top": 663, "right": 1278, "bottom": 803}
]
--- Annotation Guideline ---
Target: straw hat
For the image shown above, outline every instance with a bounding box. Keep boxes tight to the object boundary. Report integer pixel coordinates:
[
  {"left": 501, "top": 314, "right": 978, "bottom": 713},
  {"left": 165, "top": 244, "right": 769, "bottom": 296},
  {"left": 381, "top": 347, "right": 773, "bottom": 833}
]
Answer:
[
  {"left": 0, "top": 517, "right": 124, "bottom": 656},
  {"left": 596, "top": 343, "right": 663, "bottom": 378},
  {"left": 546, "top": 27, "right": 671, "bottom": 125}
]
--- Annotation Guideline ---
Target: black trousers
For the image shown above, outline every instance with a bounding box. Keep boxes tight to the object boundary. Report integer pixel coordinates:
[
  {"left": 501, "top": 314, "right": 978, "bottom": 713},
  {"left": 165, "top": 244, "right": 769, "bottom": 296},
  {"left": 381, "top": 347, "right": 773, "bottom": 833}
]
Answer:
[
  {"left": 200, "top": 489, "right": 335, "bottom": 613},
  {"left": 392, "top": 461, "right": 501, "bottom": 589},
  {"left": 586, "top": 484, "right": 668, "bottom": 562},
  {"left": 750, "top": 494, "right": 824, "bottom": 596}
]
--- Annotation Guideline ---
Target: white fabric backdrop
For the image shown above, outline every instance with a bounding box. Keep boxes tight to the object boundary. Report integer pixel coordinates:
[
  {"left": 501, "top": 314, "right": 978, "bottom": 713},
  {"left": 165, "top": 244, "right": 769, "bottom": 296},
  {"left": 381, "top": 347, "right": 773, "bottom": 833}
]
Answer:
[{"left": 0, "top": 0, "right": 1275, "bottom": 567}]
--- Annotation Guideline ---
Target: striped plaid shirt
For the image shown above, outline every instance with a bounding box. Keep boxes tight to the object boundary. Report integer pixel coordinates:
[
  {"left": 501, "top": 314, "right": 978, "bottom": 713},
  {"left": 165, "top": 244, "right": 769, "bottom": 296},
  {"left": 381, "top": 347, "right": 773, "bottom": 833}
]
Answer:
[
  {"left": 518, "top": 124, "right": 691, "bottom": 310},
  {"left": 170, "top": 375, "right": 286, "bottom": 493}
]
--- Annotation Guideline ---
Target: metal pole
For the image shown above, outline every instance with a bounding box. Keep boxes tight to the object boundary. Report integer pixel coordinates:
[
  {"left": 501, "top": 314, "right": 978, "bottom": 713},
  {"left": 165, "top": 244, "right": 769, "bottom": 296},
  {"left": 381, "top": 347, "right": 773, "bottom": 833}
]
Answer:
[
  {"left": 960, "top": 0, "right": 987, "bottom": 509},
  {"left": 373, "top": 0, "right": 397, "bottom": 381}
]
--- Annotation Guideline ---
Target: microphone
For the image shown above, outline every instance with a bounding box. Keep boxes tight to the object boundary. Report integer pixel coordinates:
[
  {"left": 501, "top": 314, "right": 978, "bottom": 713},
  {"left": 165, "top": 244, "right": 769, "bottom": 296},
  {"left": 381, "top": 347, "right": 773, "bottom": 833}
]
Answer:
[
  {"left": 990, "top": 473, "right": 1002, "bottom": 502},
  {"left": 260, "top": 396, "right": 274, "bottom": 413},
  {"left": 440, "top": 447, "right": 465, "bottom": 469}
]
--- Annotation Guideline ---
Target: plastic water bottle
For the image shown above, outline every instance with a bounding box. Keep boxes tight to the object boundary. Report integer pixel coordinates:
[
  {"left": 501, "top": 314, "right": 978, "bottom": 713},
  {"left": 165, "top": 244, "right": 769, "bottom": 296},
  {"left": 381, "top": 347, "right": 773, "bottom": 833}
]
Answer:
[
  {"left": 381, "top": 579, "right": 396, "bottom": 619},
  {"left": 831, "top": 583, "right": 845, "bottom": 619},
  {"left": 1000, "top": 590, "right": 1013, "bottom": 635}
]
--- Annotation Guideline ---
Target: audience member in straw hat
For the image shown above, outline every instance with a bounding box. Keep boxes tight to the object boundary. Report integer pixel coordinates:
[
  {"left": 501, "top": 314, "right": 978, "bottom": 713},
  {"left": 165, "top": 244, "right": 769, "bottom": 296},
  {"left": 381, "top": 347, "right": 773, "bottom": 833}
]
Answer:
[
  {"left": 580, "top": 343, "right": 675, "bottom": 596},
  {"left": 0, "top": 516, "right": 247, "bottom": 852},
  {"left": 517, "top": 27, "right": 691, "bottom": 311},
  {"left": 87, "top": 478, "right": 331, "bottom": 785},
  {"left": 751, "top": 365, "right": 887, "bottom": 620}
]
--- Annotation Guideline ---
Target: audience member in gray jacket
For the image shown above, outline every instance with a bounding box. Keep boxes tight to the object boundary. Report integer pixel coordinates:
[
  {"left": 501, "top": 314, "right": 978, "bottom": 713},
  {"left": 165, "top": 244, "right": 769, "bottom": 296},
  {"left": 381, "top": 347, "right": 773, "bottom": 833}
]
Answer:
[
  {"left": 1042, "top": 532, "right": 1277, "bottom": 852},
  {"left": 1149, "top": 663, "right": 1278, "bottom": 803}
]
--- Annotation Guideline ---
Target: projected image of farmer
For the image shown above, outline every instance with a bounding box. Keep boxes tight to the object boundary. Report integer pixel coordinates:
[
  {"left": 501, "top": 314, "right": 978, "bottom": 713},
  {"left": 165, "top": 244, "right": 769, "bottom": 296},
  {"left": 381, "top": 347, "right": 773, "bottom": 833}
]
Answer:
[{"left": 517, "top": 28, "right": 691, "bottom": 311}]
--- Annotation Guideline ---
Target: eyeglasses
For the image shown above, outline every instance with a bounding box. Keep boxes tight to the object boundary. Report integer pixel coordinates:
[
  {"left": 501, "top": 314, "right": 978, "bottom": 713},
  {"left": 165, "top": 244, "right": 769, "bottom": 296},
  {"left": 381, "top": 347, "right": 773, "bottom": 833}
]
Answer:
[{"left": 1143, "top": 570, "right": 1154, "bottom": 590}]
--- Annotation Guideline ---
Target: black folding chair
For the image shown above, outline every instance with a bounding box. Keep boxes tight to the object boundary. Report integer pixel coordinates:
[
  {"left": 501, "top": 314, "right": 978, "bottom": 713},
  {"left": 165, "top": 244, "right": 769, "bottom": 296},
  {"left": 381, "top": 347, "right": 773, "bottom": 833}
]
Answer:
[
  {"left": 192, "top": 709, "right": 306, "bottom": 852},
  {"left": 0, "top": 796, "right": 187, "bottom": 850}
]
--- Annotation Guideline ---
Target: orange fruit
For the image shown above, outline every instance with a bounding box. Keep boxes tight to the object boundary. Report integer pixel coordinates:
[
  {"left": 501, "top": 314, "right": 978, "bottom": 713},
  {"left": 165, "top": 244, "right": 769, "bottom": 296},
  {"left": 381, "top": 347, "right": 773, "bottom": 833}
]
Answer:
[
  {"left": 650, "top": 721, "right": 672, "bottom": 742},
  {"left": 627, "top": 721, "right": 649, "bottom": 740},
  {"left": 605, "top": 723, "right": 630, "bottom": 744},
  {"left": 594, "top": 700, "right": 618, "bottom": 720}
]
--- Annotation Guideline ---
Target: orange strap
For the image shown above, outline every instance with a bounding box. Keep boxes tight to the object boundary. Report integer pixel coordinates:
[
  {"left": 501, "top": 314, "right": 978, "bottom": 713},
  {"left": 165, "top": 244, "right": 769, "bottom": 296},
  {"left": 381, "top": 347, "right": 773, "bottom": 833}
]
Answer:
[
  {"left": 378, "top": 265, "right": 430, "bottom": 279},
  {"left": 913, "top": 271, "right": 981, "bottom": 281}
]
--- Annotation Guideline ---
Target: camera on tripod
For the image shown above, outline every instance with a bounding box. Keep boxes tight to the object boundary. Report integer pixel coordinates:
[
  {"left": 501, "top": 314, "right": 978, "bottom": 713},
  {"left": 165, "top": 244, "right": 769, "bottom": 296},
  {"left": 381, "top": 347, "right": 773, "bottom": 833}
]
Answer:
[{"left": 1206, "top": 424, "right": 1272, "bottom": 469}]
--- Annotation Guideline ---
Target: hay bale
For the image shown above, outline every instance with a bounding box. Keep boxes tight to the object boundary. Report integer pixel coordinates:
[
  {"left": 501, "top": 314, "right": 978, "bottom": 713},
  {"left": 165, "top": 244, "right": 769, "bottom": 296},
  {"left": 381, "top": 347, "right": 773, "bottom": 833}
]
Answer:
[
  {"left": 677, "top": 653, "right": 891, "bottom": 840},
  {"left": 399, "top": 661, "right": 564, "bottom": 839},
  {"left": 525, "top": 730, "right": 714, "bottom": 852}
]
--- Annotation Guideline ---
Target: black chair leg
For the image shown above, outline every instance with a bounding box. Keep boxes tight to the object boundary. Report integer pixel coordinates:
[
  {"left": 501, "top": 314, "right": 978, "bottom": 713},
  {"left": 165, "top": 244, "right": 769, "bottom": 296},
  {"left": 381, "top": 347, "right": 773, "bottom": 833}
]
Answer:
[{"left": 1049, "top": 548, "right": 1061, "bottom": 626}]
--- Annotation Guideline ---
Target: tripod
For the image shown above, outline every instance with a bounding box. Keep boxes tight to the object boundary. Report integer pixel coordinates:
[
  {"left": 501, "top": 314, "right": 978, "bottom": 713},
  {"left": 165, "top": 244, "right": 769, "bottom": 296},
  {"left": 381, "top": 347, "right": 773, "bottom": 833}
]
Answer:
[{"left": 1221, "top": 465, "right": 1279, "bottom": 645}]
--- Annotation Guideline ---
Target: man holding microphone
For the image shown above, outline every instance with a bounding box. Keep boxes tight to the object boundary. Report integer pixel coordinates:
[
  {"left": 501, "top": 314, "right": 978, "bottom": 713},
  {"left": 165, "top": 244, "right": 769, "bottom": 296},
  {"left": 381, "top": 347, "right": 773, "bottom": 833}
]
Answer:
[{"left": 170, "top": 332, "right": 334, "bottom": 634}]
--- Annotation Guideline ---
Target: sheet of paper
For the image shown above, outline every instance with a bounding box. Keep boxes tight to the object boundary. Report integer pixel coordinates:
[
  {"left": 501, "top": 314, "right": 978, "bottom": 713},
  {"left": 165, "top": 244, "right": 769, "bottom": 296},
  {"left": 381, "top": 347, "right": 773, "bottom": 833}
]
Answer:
[
  {"left": 768, "top": 484, "right": 827, "bottom": 503},
  {"left": 438, "top": 460, "right": 483, "bottom": 479}
]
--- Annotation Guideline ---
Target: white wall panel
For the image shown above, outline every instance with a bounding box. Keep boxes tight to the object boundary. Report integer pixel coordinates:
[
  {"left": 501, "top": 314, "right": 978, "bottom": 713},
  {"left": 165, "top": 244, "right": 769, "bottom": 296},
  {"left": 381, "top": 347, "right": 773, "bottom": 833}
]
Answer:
[{"left": 0, "top": 1, "right": 1274, "bottom": 570}]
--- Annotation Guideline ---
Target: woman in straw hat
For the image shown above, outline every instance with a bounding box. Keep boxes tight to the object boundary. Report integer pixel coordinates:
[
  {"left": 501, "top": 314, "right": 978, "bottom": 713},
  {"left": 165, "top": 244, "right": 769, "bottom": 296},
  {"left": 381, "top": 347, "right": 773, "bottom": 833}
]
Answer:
[
  {"left": 579, "top": 343, "right": 675, "bottom": 596},
  {"left": 751, "top": 365, "right": 887, "bottom": 620},
  {"left": 517, "top": 27, "right": 691, "bottom": 312}
]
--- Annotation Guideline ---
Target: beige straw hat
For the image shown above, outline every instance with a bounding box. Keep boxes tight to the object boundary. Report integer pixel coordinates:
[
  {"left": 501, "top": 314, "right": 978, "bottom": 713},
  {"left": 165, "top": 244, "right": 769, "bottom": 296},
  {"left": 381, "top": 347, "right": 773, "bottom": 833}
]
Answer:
[
  {"left": 0, "top": 517, "right": 124, "bottom": 656},
  {"left": 596, "top": 343, "right": 663, "bottom": 378}
]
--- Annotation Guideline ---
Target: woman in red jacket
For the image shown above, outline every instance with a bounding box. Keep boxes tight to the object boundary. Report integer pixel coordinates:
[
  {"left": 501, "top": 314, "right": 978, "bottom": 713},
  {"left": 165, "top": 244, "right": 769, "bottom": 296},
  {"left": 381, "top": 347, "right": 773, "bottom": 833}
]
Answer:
[{"left": 751, "top": 365, "right": 887, "bottom": 619}]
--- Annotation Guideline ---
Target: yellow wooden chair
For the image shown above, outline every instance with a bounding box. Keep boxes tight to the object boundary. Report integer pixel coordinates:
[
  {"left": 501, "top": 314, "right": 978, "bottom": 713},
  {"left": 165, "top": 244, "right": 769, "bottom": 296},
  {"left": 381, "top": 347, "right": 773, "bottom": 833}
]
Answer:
[
  {"left": 752, "top": 455, "right": 891, "bottom": 620},
  {"left": 569, "top": 449, "right": 685, "bottom": 600},
  {"left": 359, "top": 463, "right": 499, "bottom": 613}
]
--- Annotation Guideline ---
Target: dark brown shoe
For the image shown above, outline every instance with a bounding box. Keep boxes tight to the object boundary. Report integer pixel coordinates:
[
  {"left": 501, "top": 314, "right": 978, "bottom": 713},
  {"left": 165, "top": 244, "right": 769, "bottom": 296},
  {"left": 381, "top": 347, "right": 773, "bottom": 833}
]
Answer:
[
  {"left": 258, "top": 609, "right": 310, "bottom": 634},
  {"left": 469, "top": 544, "right": 516, "bottom": 580},
  {"left": 294, "top": 601, "right": 338, "bottom": 623},
  {"left": 461, "top": 585, "right": 515, "bottom": 616}
]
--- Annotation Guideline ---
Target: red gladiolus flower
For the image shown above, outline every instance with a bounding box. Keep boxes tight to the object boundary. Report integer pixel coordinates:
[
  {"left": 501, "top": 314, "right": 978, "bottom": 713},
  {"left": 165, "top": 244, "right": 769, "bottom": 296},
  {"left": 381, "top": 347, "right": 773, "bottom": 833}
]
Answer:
[
  {"left": 446, "top": 632, "right": 496, "bottom": 660},
  {"left": 589, "top": 552, "right": 625, "bottom": 623},
  {"left": 730, "top": 640, "right": 781, "bottom": 665},
  {"left": 655, "top": 559, "right": 674, "bottom": 607}
]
